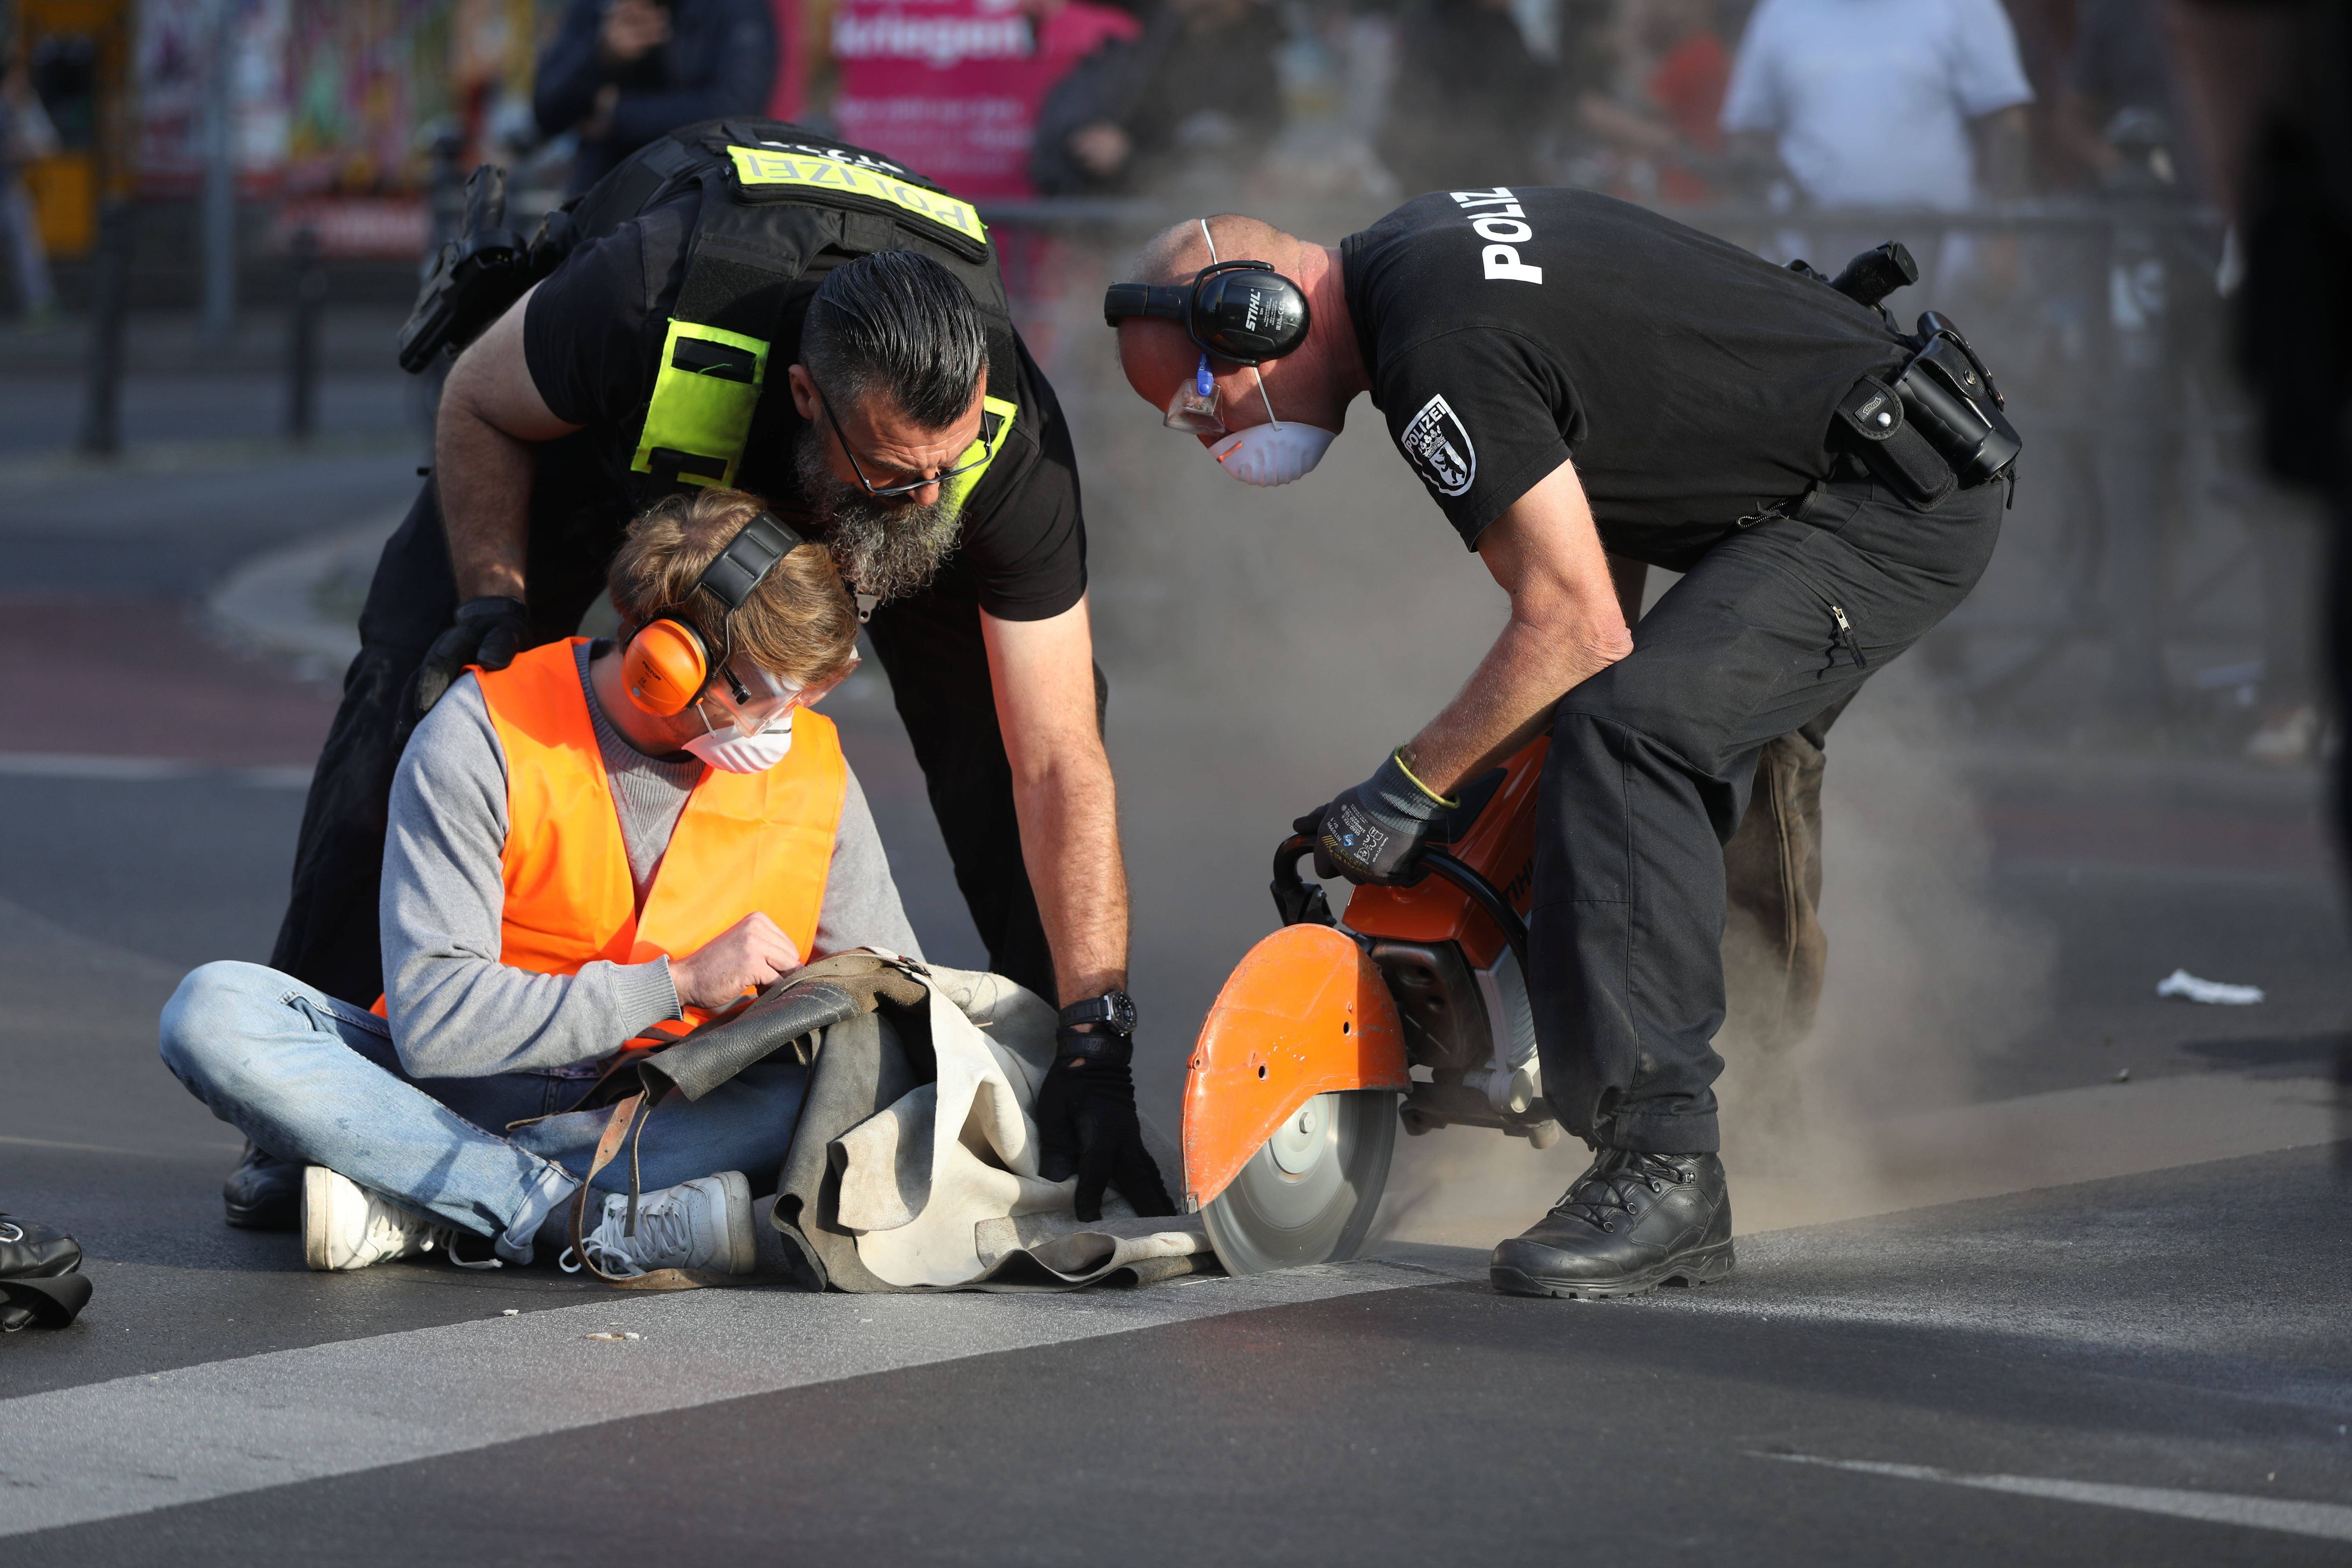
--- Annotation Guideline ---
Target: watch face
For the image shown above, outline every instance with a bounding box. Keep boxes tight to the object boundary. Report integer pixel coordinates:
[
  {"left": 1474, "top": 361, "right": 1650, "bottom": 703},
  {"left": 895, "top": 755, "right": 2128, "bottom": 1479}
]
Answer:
[{"left": 1108, "top": 991, "right": 1138, "bottom": 1034}]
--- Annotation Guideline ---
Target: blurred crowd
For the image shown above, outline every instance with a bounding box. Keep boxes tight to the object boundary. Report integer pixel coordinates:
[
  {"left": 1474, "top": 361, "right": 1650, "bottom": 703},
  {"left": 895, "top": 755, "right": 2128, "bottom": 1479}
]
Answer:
[{"left": 503, "top": 0, "right": 2206, "bottom": 213}]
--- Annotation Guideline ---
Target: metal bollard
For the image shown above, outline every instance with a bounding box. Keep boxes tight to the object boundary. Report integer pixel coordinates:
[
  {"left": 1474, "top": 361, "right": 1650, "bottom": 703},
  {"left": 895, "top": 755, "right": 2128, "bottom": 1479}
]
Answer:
[
  {"left": 76, "top": 201, "right": 133, "bottom": 457},
  {"left": 285, "top": 225, "right": 324, "bottom": 441}
]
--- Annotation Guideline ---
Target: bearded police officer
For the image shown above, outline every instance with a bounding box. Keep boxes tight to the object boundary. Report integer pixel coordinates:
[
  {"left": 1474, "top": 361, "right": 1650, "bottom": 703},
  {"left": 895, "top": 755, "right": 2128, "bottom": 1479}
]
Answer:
[
  {"left": 1109, "top": 199, "right": 2015, "bottom": 1298},
  {"left": 235, "top": 120, "right": 1171, "bottom": 1233}
]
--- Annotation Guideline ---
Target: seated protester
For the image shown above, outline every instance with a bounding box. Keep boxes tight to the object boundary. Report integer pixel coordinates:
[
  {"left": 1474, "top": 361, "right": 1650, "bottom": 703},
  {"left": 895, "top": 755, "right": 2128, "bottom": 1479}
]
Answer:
[{"left": 161, "top": 490, "right": 915, "bottom": 1278}]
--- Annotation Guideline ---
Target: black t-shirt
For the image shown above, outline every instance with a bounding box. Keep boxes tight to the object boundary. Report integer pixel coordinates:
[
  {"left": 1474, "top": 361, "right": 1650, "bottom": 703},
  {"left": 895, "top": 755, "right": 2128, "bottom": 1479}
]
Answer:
[
  {"left": 1343, "top": 188, "right": 1910, "bottom": 569},
  {"left": 523, "top": 189, "right": 1088, "bottom": 621}
]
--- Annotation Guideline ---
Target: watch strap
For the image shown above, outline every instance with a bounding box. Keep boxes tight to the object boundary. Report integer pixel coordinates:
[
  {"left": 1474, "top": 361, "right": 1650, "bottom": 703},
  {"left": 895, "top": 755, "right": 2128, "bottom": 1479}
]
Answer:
[
  {"left": 1056, "top": 990, "right": 1137, "bottom": 1036},
  {"left": 1054, "top": 1027, "right": 1134, "bottom": 1067}
]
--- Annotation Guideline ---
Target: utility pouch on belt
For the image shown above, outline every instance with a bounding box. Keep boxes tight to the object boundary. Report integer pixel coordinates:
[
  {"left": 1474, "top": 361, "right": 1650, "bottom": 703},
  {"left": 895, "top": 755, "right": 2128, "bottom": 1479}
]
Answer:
[
  {"left": 1833, "top": 374, "right": 1954, "bottom": 509},
  {"left": 1833, "top": 312, "right": 2022, "bottom": 509}
]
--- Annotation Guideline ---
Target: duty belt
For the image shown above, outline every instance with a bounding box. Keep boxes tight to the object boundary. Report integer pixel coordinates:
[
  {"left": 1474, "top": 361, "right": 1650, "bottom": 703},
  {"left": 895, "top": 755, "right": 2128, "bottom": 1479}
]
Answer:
[{"left": 1828, "top": 311, "right": 2021, "bottom": 510}]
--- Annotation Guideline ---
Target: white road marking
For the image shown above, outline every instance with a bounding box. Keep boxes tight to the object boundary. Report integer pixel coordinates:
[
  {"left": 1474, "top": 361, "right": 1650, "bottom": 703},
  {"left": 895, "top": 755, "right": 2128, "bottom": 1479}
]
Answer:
[
  {"left": 0, "top": 1132, "right": 242, "bottom": 1158},
  {"left": 1762, "top": 1454, "right": 2352, "bottom": 1543},
  {"left": 0, "top": 752, "right": 309, "bottom": 788},
  {"left": 0, "top": 1258, "right": 1443, "bottom": 1539}
]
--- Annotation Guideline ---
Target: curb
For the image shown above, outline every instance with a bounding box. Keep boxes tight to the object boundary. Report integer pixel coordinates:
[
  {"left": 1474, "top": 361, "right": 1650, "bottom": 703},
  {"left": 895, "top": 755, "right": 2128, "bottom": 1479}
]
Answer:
[{"left": 206, "top": 513, "right": 403, "bottom": 682}]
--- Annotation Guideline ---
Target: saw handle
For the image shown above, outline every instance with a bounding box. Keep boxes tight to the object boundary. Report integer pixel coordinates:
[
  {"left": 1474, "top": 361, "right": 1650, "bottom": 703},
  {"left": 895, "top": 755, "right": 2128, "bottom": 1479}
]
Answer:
[
  {"left": 1270, "top": 835, "right": 1337, "bottom": 928},
  {"left": 1420, "top": 850, "right": 1530, "bottom": 975},
  {"left": 1271, "top": 835, "right": 1529, "bottom": 976}
]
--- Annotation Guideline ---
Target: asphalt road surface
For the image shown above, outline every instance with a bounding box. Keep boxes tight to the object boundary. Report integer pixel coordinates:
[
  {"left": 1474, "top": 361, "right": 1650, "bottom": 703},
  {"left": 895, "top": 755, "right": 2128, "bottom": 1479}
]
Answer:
[{"left": 2, "top": 342, "right": 2348, "bottom": 1565}]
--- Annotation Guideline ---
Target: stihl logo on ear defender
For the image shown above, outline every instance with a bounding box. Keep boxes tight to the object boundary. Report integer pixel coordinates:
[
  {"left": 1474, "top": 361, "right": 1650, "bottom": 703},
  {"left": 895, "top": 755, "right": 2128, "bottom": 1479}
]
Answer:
[{"left": 1452, "top": 189, "right": 1543, "bottom": 285}]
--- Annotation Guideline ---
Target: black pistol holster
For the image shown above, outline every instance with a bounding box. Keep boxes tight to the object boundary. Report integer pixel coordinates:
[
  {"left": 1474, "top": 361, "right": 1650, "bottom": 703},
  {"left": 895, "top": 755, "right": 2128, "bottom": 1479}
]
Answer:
[
  {"left": 1795, "top": 241, "right": 2023, "bottom": 510},
  {"left": 1833, "top": 311, "right": 2022, "bottom": 510},
  {"left": 397, "top": 164, "right": 572, "bottom": 374}
]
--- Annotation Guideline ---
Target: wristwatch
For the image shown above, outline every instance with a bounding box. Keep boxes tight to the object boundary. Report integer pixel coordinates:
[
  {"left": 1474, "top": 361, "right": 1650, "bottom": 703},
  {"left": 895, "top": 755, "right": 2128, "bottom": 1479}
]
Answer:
[{"left": 1057, "top": 990, "right": 1138, "bottom": 1037}]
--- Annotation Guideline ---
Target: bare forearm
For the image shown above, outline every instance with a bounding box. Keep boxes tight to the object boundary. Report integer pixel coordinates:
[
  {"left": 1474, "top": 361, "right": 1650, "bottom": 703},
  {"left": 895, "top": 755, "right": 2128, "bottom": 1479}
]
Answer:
[
  {"left": 431, "top": 288, "right": 575, "bottom": 603},
  {"left": 1012, "top": 749, "right": 1129, "bottom": 1005},
  {"left": 1406, "top": 461, "right": 1632, "bottom": 797},
  {"left": 1406, "top": 614, "right": 1628, "bottom": 797},
  {"left": 434, "top": 398, "right": 535, "bottom": 602}
]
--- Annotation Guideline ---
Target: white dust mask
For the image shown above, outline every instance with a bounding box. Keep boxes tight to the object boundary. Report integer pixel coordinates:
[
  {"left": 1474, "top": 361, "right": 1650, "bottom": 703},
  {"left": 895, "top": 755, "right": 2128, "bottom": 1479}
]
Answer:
[
  {"left": 1209, "top": 422, "right": 1338, "bottom": 486},
  {"left": 684, "top": 714, "right": 795, "bottom": 774}
]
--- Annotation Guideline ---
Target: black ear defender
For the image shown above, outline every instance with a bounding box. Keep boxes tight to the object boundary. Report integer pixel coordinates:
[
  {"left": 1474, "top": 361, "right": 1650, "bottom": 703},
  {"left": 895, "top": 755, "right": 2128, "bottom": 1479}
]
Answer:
[{"left": 1103, "top": 259, "right": 1311, "bottom": 365}]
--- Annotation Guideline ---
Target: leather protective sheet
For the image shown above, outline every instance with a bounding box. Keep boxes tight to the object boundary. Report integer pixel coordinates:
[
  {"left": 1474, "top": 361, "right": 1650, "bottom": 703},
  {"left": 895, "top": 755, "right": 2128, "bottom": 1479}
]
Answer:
[{"left": 769, "top": 964, "right": 1212, "bottom": 1292}]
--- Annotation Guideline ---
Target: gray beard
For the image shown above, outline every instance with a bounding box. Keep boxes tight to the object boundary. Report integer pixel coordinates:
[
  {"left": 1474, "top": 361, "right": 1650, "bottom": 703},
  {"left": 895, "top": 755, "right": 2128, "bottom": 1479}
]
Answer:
[{"left": 795, "top": 426, "right": 964, "bottom": 605}]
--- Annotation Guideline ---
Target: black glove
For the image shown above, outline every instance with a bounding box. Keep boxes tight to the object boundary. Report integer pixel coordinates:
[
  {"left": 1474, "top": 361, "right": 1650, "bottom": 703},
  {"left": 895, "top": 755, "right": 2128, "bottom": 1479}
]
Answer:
[
  {"left": 398, "top": 595, "right": 528, "bottom": 749},
  {"left": 1035, "top": 1036, "right": 1178, "bottom": 1223},
  {"left": 1295, "top": 747, "right": 1455, "bottom": 886}
]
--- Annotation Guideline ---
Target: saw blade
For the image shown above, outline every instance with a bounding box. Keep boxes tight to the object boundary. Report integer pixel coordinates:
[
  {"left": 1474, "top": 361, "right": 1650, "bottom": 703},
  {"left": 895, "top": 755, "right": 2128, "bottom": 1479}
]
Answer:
[{"left": 1201, "top": 1089, "right": 1398, "bottom": 1274}]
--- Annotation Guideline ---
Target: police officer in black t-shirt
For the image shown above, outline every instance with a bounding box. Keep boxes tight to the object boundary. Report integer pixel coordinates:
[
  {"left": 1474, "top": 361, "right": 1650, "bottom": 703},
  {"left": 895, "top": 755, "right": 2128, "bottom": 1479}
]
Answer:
[
  {"left": 232, "top": 122, "right": 1172, "bottom": 1234},
  {"left": 1110, "top": 196, "right": 2013, "bottom": 1298}
]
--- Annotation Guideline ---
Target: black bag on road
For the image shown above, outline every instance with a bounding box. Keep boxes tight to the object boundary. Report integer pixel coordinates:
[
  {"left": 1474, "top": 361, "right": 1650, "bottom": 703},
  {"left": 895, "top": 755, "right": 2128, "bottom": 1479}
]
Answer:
[{"left": 1, "top": 1213, "right": 93, "bottom": 1331}]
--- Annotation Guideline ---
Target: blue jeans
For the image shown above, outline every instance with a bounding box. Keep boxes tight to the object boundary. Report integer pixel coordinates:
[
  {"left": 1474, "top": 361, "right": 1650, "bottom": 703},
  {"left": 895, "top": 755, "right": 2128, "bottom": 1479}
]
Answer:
[{"left": 160, "top": 960, "right": 807, "bottom": 1262}]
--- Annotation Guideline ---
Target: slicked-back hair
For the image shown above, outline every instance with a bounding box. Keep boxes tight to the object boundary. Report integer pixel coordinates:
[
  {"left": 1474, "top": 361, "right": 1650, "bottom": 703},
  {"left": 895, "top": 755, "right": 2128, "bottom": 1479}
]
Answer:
[{"left": 800, "top": 250, "right": 988, "bottom": 431}]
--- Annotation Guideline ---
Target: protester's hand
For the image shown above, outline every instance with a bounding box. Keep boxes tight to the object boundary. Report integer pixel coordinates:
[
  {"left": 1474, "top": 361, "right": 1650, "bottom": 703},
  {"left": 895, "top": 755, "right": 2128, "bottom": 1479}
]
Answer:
[
  {"left": 1036, "top": 1039, "right": 1177, "bottom": 1222},
  {"left": 1068, "top": 122, "right": 1131, "bottom": 179},
  {"left": 669, "top": 913, "right": 802, "bottom": 1010},
  {"left": 599, "top": 0, "right": 671, "bottom": 65},
  {"left": 1295, "top": 748, "right": 1452, "bottom": 886}
]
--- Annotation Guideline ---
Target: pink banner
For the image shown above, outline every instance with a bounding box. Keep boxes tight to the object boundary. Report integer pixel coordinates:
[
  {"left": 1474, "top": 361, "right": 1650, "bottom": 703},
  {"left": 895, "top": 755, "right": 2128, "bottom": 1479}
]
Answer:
[{"left": 830, "top": 0, "right": 1136, "bottom": 200}]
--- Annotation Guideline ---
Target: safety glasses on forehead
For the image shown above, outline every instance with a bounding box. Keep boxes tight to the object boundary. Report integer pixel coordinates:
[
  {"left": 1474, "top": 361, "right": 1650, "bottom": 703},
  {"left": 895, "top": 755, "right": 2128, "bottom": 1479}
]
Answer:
[{"left": 1103, "top": 221, "right": 1312, "bottom": 436}]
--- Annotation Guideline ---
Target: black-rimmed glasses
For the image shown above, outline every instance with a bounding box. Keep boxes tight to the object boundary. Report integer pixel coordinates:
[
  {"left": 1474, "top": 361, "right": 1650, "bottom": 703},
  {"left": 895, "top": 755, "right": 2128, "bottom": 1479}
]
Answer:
[{"left": 813, "top": 381, "right": 998, "bottom": 498}]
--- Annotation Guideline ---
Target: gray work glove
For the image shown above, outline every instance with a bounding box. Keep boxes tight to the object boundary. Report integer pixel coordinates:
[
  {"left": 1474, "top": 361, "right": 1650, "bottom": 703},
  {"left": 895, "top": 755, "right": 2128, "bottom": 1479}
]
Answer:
[
  {"left": 1297, "top": 748, "right": 1455, "bottom": 886},
  {"left": 397, "top": 595, "right": 528, "bottom": 751}
]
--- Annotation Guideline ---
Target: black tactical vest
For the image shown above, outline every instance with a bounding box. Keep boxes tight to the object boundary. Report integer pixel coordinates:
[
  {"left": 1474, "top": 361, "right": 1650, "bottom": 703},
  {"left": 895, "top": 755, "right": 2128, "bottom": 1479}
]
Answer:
[{"left": 555, "top": 119, "right": 1020, "bottom": 515}]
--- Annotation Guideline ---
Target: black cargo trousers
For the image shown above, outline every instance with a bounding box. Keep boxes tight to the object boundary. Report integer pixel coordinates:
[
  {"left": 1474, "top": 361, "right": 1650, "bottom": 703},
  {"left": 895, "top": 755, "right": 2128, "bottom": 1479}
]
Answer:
[
  {"left": 1527, "top": 472, "right": 2004, "bottom": 1155},
  {"left": 270, "top": 462, "right": 1054, "bottom": 1010}
]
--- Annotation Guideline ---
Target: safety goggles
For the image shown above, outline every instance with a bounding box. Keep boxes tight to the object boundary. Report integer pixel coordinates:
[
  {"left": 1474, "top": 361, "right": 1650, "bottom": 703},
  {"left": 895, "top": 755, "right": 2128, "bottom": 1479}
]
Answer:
[
  {"left": 694, "top": 647, "right": 860, "bottom": 737},
  {"left": 1163, "top": 348, "right": 1288, "bottom": 437},
  {"left": 814, "top": 381, "right": 998, "bottom": 498}
]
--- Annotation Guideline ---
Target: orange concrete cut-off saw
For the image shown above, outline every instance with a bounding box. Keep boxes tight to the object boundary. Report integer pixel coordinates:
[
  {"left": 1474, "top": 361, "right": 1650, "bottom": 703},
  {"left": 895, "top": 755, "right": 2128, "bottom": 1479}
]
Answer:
[{"left": 1182, "top": 737, "right": 1561, "bottom": 1272}]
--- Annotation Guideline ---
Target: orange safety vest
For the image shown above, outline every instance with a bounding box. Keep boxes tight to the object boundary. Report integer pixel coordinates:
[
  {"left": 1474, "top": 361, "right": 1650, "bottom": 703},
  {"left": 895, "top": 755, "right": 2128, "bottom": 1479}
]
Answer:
[{"left": 377, "top": 637, "right": 846, "bottom": 1046}]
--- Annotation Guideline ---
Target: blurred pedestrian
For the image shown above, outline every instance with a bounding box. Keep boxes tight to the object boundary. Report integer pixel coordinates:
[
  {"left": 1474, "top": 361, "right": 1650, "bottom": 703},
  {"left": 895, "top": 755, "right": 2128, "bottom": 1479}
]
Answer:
[
  {"left": 1375, "top": 0, "right": 1554, "bottom": 197},
  {"left": 1579, "top": 0, "right": 1733, "bottom": 203},
  {"left": 2167, "top": 0, "right": 2350, "bottom": 802},
  {"left": 534, "top": 0, "right": 779, "bottom": 196},
  {"left": 1029, "top": 0, "right": 1285, "bottom": 196},
  {"left": 2061, "top": 0, "right": 2204, "bottom": 193},
  {"left": 0, "top": 53, "right": 56, "bottom": 327},
  {"left": 1720, "top": 0, "right": 2034, "bottom": 209}
]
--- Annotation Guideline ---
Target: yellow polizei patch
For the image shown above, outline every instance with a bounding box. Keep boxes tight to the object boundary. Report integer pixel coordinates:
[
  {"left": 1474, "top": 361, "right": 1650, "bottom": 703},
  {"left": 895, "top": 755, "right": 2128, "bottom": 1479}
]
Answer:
[{"left": 726, "top": 147, "right": 987, "bottom": 246}]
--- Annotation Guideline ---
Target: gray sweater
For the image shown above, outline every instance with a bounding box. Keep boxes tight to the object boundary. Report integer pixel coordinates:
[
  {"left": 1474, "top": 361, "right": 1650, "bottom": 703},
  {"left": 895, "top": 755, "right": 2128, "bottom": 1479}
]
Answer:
[{"left": 381, "top": 642, "right": 920, "bottom": 1078}]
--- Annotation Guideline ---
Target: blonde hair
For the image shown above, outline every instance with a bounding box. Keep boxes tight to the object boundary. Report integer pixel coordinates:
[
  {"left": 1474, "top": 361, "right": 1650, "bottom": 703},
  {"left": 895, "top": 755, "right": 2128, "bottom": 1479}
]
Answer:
[{"left": 609, "top": 488, "right": 857, "bottom": 688}]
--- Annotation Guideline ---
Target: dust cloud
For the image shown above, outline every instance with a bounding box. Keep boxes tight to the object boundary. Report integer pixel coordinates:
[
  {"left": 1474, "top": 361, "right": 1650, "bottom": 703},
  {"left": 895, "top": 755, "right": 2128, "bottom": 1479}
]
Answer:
[{"left": 1354, "top": 662, "right": 2054, "bottom": 1247}]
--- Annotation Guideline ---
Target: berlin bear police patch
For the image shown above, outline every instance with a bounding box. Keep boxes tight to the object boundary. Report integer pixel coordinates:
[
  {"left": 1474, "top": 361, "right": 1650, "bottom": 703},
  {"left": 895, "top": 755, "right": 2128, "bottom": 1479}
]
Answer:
[{"left": 1401, "top": 394, "right": 1476, "bottom": 497}]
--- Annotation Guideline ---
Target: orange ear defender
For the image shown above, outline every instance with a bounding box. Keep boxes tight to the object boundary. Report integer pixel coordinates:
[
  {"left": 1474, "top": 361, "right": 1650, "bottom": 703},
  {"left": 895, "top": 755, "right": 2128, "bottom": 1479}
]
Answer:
[
  {"left": 621, "top": 510, "right": 811, "bottom": 717},
  {"left": 622, "top": 617, "right": 716, "bottom": 715}
]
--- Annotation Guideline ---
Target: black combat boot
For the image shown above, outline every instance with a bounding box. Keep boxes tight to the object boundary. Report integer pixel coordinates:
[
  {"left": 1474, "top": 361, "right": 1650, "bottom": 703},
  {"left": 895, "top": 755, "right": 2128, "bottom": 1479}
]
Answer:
[
  {"left": 223, "top": 1141, "right": 303, "bottom": 1231},
  {"left": 1490, "top": 1148, "right": 1734, "bottom": 1299}
]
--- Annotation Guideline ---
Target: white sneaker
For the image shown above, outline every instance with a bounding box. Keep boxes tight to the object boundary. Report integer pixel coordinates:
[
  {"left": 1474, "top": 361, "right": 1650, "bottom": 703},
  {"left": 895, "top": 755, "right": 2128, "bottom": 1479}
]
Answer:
[
  {"left": 301, "top": 1166, "right": 441, "bottom": 1272},
  {"left": 565, "top": 1172, "right": 756, "bottom": 1279}
]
